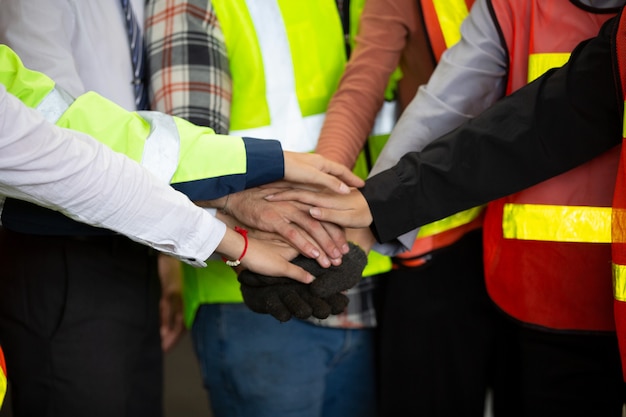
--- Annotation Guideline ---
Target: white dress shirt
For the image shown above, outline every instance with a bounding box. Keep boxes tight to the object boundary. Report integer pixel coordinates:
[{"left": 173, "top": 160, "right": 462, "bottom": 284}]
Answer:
[
  {"left": 0, "top": 0, "right": 145, "bottom": 110},
  {"left": 0, "top": 84, "right": 224, "bottom": 266}
]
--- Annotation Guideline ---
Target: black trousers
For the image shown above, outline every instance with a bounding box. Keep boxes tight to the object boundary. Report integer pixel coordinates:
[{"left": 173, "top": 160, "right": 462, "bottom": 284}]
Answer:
[
  {"left": 491, "top": 321, "right": 626, "bottom": 417},
  {"left": 0, "top": 228, "right": 162, "bottom": 417},
  {"left": 376, "top": 230, "right": 499, "bottom": 416},
  {"left": 377, "top": 229, "right": 626, "bottom": 417}
]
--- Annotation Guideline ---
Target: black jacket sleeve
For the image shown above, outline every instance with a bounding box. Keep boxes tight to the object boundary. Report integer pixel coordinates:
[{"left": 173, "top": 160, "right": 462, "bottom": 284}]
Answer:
[{"left": 362, "top": 14, "right": 624, "bottom": 243}]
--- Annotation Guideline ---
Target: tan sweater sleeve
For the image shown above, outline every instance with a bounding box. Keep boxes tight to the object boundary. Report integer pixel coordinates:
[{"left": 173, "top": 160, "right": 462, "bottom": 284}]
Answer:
[{"left": 316, "top": 0, "right": 422, "bottom": 168}]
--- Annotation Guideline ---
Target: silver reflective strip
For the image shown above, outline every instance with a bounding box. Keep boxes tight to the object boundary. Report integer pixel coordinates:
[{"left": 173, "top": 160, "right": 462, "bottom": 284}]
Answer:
[
  {"left": 240, "top": 0, "right": 319, "bottom": 152},
  {"left": 36, "top": 87, "right": 73, "bottom": 124},
  {"left": 230, "top": 112, "right": 324, "bottom": 152},
  {"left": 137, "top": 111, "right": 181, "bottom": 183},
  {"left": 370, "top": 100, "right": 398, "bottom": 137}
]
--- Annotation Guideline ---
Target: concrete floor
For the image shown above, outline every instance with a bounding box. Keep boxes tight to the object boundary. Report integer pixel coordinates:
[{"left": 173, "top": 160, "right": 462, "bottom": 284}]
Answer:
[{"left": 0, "top": 332, "right": 213, "bottom": 417}]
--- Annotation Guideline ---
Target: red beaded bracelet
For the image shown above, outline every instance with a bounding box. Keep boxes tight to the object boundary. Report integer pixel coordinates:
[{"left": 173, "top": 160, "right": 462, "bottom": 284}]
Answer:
[{"left": 222, "top": 226, "right": 249, "bottom": 267}]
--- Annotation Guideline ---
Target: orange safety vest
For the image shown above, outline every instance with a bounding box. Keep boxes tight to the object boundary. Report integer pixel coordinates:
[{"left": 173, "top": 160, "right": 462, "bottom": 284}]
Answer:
[
  {"left": 0, "top": 346, "right": 6, "bottom": 409},
  {"left": 420, "top": 0, "right": 476, "bottom": 61},
  {"left": 483, "top": 0, "right": 618, "bottom": 331},
  {"left": 612, "top": 6, "right": 626, "bottom": 380},
  {"left": 393, "top": 0, "right": 478, "bottom": 268}
]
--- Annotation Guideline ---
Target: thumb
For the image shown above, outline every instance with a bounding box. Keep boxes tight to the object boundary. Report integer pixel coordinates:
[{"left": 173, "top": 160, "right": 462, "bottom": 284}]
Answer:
[{"left": 281, "top": 262, "right": 315, "bottom": 284}]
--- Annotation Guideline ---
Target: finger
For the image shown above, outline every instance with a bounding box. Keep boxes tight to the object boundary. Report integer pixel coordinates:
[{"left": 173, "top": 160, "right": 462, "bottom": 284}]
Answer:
[
  {"left": 281, "top": 289, "right": 314, "bottom": 319},
  {"left": 316, "top": 159, "right": 365, "bottom": 189},
  {"left": 283, "top": 153, "right": 363, "bottom": 192},
  {"left": 265, "top": 189, "right": 333, "bottom": 205},
  {"left": 273, "top": 208, "right": 344, "bottom": 261},
  {"left": 321, "top": 221, "right": 350, "bottom": 255},
  {"left": 260, "top": 181, "right": 328, "bottom": 195},
  {"left": 161, "top": 318, "right": 185, "bottom": 352},
  {"left": 324, "top": 293, "right": 350, "bottom": 315},
  {"left": 301, "top": 291, "right": 332, "bottom": 320},
  {"left": 240, "top": 286, "right": 293, "bottom": 322},
  {"left": 280, "top": 261, "right": 316, "bottom": 284},
  {"left": 298, "top": 166, "right": 354, "bottom": 194},
  {"left": 266, "top": 291, "right": 294, "bottom": 323},
  {"left": 309, "top": 270, "right": 350, "bottom": 297},
  {"left": 309, "top": 207, "right": 367, "bottom": 229},
  {"left": 272, "top": 221, "right": 332, "bottom": 267}
]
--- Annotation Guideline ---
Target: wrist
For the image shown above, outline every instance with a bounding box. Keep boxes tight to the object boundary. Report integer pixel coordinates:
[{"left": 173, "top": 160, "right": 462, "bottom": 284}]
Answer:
[{"left": 221, "top": 226, "right": 249, "bottom": 267}]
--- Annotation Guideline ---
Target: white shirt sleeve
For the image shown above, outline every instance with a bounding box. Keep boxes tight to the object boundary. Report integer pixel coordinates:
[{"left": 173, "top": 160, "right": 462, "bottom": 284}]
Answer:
[
  {"left": 369, "top": 0, "right": 508, "bottom": 254},
  {"left": 0, "top": 84, "right": 223, "bottom": 266}
]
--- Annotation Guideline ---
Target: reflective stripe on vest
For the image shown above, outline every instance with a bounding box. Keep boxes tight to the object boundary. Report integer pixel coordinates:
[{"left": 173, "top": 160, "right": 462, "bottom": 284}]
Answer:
[
  {"left": 501, "top": 52, "right": 612, "bottom": 242},
  {"left": 503, "top": 204, "right": 612, "bottom": 243},
  {"left": 36, "top": 87, "right": 72, "bottom": 124},
  {"left": 212, "top": 0, "right": 346, "bottom": 152},
  {"left": 613, "top": 263, "right": 626, "bottom": 302},
  {"left": 527, "top": 53, "right": 571, "bottom": 83},
  {"left": 612, "top": 11, "right": 626, "bottom": 379},
  {"left": 34, "top": 88, "right": 182, "bottom": 183},
  {"left": 420, "top": 0, "right": 474, "bottom": 61},
  {"left": 417, "top": 205, "right": 484, "bottom": 238}
]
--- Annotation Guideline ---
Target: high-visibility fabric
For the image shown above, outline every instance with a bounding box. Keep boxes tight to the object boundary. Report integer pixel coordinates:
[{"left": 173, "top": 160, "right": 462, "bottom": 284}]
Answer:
[
  {"left": 612, "top": 8, "right": 626, "bottom": 380},
  {"left": 420, "top": 0, "right": 475, "bottom": 61},
  {"left": 394, "top": 213, "right": 484, "bottom": 268},
  {"left": 212, "top": 0, "right": 345, "bottom": 152},
  {"left": 59, "top": 97, "right": 249, "bottom": 198},
  {"left": 0, "top": 45, "right": 254, "bottom": 202},
  {"left": 483, "top": 0, "right": 618, "bottom": 331},
  {"left": 502, "top": 204, "right": 612, "bottom": 243},
  {"left": 182, "top": 1, "right": 396, "bottom": 326},
  {"left": 0, "top": 346, "right": 5, "bottom": 410}
]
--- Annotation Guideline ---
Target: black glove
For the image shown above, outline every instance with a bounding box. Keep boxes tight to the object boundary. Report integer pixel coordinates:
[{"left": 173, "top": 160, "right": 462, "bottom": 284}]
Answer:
[{"left": 238, "top": 242, "right": 367, "bottom": 322}]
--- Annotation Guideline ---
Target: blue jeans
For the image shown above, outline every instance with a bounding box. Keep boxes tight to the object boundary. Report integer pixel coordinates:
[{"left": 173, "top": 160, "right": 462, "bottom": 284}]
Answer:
[{"left": 191, "top": 303, "right": 377, "bottom": 417}]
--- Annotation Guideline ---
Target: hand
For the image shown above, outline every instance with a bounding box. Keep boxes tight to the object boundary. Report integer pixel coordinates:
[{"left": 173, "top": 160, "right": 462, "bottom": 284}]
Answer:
[
  {"left": 224, "top": 187, "right": 349, "bottom": 267},
  {"left": 158, "top": 254, "right": 186, "bottom": 352},
  {"left": 283, "top": 152, "right": 365, "bottom": 194},
  {"left": 217, "top": 226, "right": 315, "bottom": 283},
  {"left": 265, "top": 187, "right": 373, "bottom": 229},
  {"left": 237, "top": 243, "right": 367, "bottom": 322}
]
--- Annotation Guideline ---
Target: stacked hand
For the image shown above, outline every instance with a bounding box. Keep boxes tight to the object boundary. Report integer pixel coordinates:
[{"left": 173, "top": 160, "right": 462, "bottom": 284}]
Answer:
[{"left": 238, "top": 242, "right": 367, "bottom": 322}]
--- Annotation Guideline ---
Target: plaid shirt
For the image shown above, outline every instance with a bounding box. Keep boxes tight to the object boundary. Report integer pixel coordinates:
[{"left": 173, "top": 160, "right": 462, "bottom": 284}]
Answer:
[{"left": 145, "top": 0, "right": 379, "bottom": 328}]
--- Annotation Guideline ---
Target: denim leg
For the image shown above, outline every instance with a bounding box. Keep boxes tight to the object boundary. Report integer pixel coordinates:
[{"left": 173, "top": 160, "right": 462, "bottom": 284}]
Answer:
[
  {"left": 191, "top": 303, "right": 376, "bottom": 417},
  {"left": 322, "top": 328, "right": 377, "bottom": 417}
]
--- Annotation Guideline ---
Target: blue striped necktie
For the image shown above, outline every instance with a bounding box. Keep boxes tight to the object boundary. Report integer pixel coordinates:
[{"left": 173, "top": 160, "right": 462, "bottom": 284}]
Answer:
[{"left": 120, "top": 0, "right": 149, "bottom": 110}]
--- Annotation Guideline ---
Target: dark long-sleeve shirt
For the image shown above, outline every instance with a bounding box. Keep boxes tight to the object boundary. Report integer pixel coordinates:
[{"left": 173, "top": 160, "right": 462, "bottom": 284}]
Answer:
[{"left": 363, "top": 13, "right": 623, "bottom": 243}]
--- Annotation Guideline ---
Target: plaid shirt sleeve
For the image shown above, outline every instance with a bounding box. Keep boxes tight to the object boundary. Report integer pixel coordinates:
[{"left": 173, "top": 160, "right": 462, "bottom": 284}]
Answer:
[{"left": 145, "top": 0, "right": 231, "bottom": 134}]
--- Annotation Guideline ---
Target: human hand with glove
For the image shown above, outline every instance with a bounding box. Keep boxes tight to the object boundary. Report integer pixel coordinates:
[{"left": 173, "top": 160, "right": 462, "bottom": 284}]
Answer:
[{"left": 237, "top": 242, "right": 367, "bottom": 322}]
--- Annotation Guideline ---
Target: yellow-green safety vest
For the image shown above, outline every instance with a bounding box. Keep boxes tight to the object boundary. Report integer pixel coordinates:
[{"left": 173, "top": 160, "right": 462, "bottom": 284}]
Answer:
[{"left": 182, "top": 0, "right": 398, "bottom": 327}]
